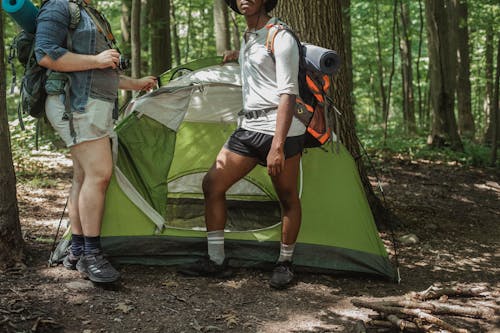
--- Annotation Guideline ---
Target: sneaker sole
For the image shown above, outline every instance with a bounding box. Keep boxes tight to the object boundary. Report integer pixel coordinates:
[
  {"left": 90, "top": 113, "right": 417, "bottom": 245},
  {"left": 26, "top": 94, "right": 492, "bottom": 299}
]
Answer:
[{"left": 77, "top": 266, "right": 120, "bottom": 284}]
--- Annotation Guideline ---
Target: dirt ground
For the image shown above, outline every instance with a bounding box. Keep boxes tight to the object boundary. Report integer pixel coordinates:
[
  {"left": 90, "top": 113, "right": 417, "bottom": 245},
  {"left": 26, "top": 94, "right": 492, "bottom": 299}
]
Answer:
[{"left": 0, "top": 151, "right": 499, "bottom": 333}]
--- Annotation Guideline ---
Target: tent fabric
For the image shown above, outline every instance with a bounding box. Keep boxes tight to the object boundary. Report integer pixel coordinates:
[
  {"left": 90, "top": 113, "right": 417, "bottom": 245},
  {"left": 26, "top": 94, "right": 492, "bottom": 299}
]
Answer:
[{"left": 52, "top": 57, "right": 398, "bottom": 281}]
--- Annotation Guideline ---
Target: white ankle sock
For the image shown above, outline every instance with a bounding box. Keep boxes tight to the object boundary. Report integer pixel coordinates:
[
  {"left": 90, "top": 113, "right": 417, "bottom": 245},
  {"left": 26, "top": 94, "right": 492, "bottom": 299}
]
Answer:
[
  {"left": 278, "top": 242, "right": 295, "bottom": 263},
  {"left": 207, "top": 230, "right": 225, "bottom": 265}
]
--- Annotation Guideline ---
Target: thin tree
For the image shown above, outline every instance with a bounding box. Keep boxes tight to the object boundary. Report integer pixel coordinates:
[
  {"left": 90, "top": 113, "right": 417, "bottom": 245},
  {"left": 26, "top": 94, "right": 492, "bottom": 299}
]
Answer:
[
  {"left": 121, "top": 0, "right": 132, "bottom": 101},
  {"left": 230, "top": 11, "right": 241, "bottom": 50},
  {"left": 374, "top": 1, "right": 387, "bottom": 124},
  {"left": 214, "top": 0, "right": 230, "bottom": 56},
  {"left": 484, "top": 25, "right": 496, "bottom": 143},
  {"left": 274, "top": 0, "right": 394, "bottom": 226},
  {"left": 131, "top": 0, "right": 141, "bottom": 78},
  {"left": 425, "top": 0, "right": 463, "bottom": 151},
  {"left": 451, "top": 0, "right": 475, "bottom": 139},
  {"left": 170, "top": 0, "right": 181, "bottom": 66},
  {"left": 341, "top": 0, "right": 354, "bottom": 102},
  {"left": 490, "top": 36, "right": 500, "bottom": 166},
  {"left": 383, "top": 0, "right": 398, "bottom": 144},
  {"left": 150, "top": 0, "right": 171, "bottom": 76},
  {"left": 398, "top": 0, "right": 417, "bottom": 135},
  {"left": 416, "top": 0, "right": 426, "bottom": 128},
  {"left": 0, "top": 4, "right": 24, "bottom": 268}
]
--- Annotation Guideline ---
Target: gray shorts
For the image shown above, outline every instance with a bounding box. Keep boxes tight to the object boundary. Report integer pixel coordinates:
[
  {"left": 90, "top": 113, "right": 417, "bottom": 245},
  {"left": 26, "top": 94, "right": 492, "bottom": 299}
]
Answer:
[
  {"left": 45, "top": 95, "right": 115, "bottom": 147},
  {"left": 224, "top": 128, "right": 305, "bottom": 166}
]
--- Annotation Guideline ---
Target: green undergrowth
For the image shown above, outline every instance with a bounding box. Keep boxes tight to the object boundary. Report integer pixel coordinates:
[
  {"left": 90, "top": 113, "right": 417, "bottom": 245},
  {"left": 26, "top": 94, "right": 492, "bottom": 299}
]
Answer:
[{"left": 357, "top": 123, "right": 499, "bottom": 169}]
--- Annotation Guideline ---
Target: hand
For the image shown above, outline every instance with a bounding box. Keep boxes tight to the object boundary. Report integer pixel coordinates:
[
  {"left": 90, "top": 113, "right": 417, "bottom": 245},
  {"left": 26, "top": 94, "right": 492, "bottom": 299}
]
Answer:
[
  {"left": 223, "top": 50, "right": 239, "bottom": 63},
  {"left": 94, "top": 49, "right": 120, "bottom": 69},
  {"left": 136, "top": 76, "right": 158, "bottom": 91},
  {"left": 266, "top": 146, "right": 285, "bottom": 176}
]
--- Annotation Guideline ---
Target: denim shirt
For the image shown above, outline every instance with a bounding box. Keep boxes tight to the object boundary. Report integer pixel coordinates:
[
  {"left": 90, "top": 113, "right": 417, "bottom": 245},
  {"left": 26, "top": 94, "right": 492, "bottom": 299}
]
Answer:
[{"left": 35, "top": 0, "right": 112, "bottom": 113}]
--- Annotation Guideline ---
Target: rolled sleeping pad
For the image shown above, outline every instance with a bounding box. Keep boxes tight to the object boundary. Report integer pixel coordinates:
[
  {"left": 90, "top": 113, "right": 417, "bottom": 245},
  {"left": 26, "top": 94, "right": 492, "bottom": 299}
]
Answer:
[
  {"left": 2, "top": 0, "right": 39, "bottom": 33},
  {"left": 302, "top": 44, "right": 341, "bottom": 75}
]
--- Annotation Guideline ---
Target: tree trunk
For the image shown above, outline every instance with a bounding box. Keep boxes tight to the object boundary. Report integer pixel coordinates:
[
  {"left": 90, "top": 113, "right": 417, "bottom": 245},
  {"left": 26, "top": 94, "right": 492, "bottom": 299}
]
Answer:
[
  {"left": 0, "top": 5, "right": 24, "bottom": 269},
  {"left": 374, "top": 1, "right": 388, "bottom": 124},
  {"left": 274, "top": 0, "right": 394, "bottom": 227},
  {"left": 416, "top": 0, "right": 426, "bottom": 128},
  {"left": 484, "top": 26, "right": 498, "bottom": 143},
  {"left": 214, "top": 0, "right": 230, "bottom": 56},
  {"left": 453, "top": 0, "right": 475, "bottom": 139},
  {"left": 341, "top": 0, "right": 354, "bottom": 103},
  {"left": 425, "top": 0, "right": 463, "bottom": 151},
  {"left": 131, "top": 0, "right": 141, "bottom": 78},
  {"left": 490, "top": 35, "right": 500, "bottom": 166},
  {"left": 141, "top": 0, "right": 151, "bottom": 75},
  {"left": 184, "top": 0, "right": 193, "bottom": 63},
  {"left": 150, "top": 0, "right": 171, "bottom": 76},
  {"left": 120, "top": 0, "right": 132, "bottom": 101},
  {"left": 230, "top": 11, "right": 241, "bottom": 50},
  {"left": 399, "top": 0, "right": 417, "bottom": 135},
  {"left": 170, "top": 0, "right": 181, "bottom": 67}
]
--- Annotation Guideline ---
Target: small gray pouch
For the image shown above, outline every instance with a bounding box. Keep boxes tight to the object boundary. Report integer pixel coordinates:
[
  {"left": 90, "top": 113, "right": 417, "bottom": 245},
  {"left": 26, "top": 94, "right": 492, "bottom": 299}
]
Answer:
[{"left": 45, "top": 71, "right": 69, "bottom": 95}]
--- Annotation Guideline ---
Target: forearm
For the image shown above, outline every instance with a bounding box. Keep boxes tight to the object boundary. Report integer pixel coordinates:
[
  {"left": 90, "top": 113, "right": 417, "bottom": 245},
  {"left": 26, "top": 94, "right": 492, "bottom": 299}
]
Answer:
[
  {"left": 272, "top": 94, "right": 296, "bottom": 149},
  {"left": 38, "top": 52, "right": 98, "bottom": 72},
  {"left": 118, "top": 75, "right": 140, "bottom": 90}
]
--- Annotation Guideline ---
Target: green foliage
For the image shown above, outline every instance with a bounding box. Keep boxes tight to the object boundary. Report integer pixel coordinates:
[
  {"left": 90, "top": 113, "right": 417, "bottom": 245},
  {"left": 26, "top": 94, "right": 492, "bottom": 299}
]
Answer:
[
  {"left": 358, "top": 122, "right": 498, "bottom": 168},
  {"left": 9, "top": 117, "right": 67, "bottom": 181}
]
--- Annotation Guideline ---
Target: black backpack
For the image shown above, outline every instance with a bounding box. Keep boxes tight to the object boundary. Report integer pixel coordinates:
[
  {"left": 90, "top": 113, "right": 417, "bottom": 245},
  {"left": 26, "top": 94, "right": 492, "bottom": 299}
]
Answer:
[
  {"left": 8, "top": 0, "right": 83, "bottom": 127},
  {"left": 265, "top": 23, "right": 341, "bottom": 148}
]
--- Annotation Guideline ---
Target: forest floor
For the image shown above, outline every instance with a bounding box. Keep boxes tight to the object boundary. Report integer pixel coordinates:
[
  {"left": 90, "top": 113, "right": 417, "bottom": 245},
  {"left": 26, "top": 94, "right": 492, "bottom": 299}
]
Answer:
[{"left": 0, "top": 150, "right": 499, "bottom": 333}]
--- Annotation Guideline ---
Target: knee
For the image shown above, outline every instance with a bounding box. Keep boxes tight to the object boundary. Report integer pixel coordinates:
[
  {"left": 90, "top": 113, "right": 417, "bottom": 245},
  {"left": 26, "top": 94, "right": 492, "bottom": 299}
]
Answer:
[
  {"left": 202, "top": 172, "right": 224, "bottom": 198},
  {"left": 89, "top": 165, "right": 113, "bottom": 190}
]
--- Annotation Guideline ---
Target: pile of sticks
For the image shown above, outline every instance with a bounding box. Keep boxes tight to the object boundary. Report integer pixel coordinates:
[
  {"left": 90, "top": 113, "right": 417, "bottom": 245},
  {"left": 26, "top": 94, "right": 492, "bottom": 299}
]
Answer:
[{"left": 352, "top": 285, "right": 494, "bottom": 332}]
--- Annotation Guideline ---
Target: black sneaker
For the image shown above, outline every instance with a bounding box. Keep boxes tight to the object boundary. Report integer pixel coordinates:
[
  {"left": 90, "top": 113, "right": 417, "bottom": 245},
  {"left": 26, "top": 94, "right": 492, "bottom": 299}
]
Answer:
[
  {"left": 270, "top": 261, "right": 294, "bottom": 289},
  {"left": 76, "top": 252, "right": 120, "bottom": 283},
  {"left": 178, "top": 257, "right": 233, "bottom": 278},
  {"left": 62, "top": 253, "right": 80, "bottom": 270}
]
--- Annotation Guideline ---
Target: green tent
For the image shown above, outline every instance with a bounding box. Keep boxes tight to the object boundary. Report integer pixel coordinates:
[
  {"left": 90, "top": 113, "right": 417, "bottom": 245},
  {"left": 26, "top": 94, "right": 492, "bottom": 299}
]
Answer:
[{"left": 53, "top": 57, "right": 397, "bottom": 281}]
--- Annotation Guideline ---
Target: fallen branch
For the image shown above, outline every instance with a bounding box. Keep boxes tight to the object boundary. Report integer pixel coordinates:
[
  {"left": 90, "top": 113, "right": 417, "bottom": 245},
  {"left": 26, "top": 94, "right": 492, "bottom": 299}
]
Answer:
[
  {"left": 416, "top": 285, "right": 487, "bottom": 301},
  {"left": 381, "top": 300, "right": 493, "bottom": 319},
  {"left": 352, "top": 300, "right": 469, "bottom": 333},
  {"left": 387, "top": 314, "right": 419, "bottom": 331}
]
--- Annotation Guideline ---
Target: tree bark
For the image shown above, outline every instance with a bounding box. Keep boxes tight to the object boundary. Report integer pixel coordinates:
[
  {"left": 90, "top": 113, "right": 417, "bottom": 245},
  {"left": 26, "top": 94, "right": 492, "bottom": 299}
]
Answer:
[
  {"left": 484, "top": 26, "right": 498, "bottom": 144},
  {"left": 399, "top": 0, "right": 417, "bottom": 135},
  {"left": 0, "top": 5, "right": 24, "bottom": 269},
  {"left": 141, "top": 0, "right": 151, "bottom": 75},
  {"left": 150, "top": 0, "right": 171, "bottom": 76},
  {"left": 214, "top": 0, "right": 230, "bottom": 56},
  {"left": 120, "top": 0, "right": 132, "bottom": 101},
  {"left": 490, "top": 35, "right": 500, "bottom": 166},
  {"left": 374, "top": 1, "right": 388, "bottom": 124},
  {"left": 453, "top": 0, "right": 475, "bottom": 139},
  {"left": 341, "top": 0, "right": 354, "bottom": 104},
  {"left": 274, "top": 0, "right": 393, "bottom": 227},
  {"left": 131, "top": 0, "right": 141, "bottom": 78},
  {"left": 170, "top": 0, "right": 181, "bottom": 67},
  {"left": 230, "top": 11, "right": 241, "bottom": 50},
  {"left": 425, "top": 0, "right": 463, "bottom": 151}
]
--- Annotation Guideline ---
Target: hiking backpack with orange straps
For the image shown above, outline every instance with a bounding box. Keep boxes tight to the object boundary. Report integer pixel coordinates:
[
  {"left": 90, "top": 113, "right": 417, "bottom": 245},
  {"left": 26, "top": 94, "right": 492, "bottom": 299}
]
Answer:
[{"left": 265, "top": 23, "right": 339, "bottom": 148}]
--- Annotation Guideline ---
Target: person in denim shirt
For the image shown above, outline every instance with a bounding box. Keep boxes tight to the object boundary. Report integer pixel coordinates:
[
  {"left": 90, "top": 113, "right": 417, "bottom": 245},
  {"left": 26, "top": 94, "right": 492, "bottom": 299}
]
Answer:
[{"left": 35, "top": 0, "right": 156, "bottom": 283}]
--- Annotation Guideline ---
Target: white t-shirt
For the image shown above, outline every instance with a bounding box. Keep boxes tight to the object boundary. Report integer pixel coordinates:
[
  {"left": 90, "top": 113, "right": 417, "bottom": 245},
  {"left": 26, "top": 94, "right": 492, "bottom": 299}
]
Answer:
[{"left": 238, "top": 18, "right": 306, "bottom": 137}]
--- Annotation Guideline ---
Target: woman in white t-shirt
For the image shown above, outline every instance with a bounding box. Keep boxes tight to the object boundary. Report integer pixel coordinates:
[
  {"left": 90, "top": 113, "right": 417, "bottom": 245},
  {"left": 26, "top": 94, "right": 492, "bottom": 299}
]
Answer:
[{"left": 179, "top": 0, "right": 304, "bottom": 290}]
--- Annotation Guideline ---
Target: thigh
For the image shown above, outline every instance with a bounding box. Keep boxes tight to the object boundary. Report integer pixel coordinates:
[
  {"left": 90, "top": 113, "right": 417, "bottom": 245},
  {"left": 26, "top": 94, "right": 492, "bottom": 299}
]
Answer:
[
  {"left": 205, "top": 147, "right": 259, "bottom": 192},
  {"left": 70, "top": 136, "right": 113, "bottom": 179}
]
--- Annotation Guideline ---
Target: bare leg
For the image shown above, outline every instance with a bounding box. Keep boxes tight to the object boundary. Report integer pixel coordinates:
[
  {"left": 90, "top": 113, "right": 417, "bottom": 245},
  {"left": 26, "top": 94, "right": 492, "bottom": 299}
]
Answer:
[
  {"left": 203, "top": 148, "right": 258, "bottom": 231},
  {"left": 68, "top": 155, "right": 84, "bottom": 236},
  {"left": 271, "top": 154, "right": 302, "bottom": 245},
  {"left": 70, "top": 137, "right": 113, "bottom": 237}
]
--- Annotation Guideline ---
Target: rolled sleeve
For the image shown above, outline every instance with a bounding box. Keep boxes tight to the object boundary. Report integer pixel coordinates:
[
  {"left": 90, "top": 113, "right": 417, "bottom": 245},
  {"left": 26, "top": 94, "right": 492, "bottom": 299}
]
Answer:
[
  {"left": 35, "top": 0, "right": 70, "bottom": 62},
  {"left": 274, "top": 30, "right": 300, "bottom": 97}
]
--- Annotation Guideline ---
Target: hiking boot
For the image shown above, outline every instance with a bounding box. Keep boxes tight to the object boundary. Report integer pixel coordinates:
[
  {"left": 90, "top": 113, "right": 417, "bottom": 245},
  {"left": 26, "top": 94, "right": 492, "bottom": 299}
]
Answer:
[
  {"left": 270, "top": 261, "right": 294, "bottom": 289},
  {"left": 62, "top": 253, "right": 80, "bottom": 270},
  {"left": 76, "top": 252, "right": 120, "bottom": 283},
  {"left": 178, "top": 257, "right": 233, "bottom": 278}
]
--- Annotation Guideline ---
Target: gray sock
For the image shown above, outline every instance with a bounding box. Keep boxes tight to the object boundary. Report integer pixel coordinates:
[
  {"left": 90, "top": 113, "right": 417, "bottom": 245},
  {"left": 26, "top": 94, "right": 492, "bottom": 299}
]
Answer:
[
  {"left": 207, "top": 230, "right": 225, "bottom": 265},
  {"left": 278, "top": 242, "right": 295, "bottom": 263}
]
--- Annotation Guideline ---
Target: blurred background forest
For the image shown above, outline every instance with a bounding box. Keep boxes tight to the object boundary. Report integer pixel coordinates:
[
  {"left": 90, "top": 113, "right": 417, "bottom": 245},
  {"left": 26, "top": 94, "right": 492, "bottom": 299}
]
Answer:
[{"left": 2, "top": 0, "right": 499, "bottom": 176}]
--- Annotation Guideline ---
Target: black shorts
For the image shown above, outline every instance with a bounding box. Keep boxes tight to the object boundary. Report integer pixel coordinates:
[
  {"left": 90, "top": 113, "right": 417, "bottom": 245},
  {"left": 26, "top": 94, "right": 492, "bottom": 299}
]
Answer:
[{"left": 224, "top": 128, "right": 305, "bottom": 166}]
